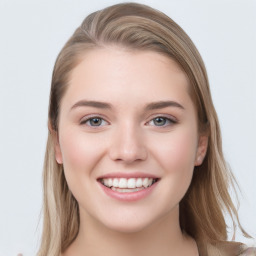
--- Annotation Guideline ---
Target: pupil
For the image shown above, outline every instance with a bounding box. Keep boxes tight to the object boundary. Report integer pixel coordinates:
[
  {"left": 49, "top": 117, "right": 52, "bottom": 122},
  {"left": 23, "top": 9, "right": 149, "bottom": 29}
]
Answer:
[
  {"left": 154, "top": 117, "right": 166, "bottom": 126},
  {"left": 90, "top": 118, "right": 102, "bottom": 126}
]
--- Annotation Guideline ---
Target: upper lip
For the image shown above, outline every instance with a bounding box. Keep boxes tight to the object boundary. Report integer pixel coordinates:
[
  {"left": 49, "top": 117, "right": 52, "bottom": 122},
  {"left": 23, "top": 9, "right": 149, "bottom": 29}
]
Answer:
[{"left": 97, "top": 172, "right": 160, "bottom": 180}]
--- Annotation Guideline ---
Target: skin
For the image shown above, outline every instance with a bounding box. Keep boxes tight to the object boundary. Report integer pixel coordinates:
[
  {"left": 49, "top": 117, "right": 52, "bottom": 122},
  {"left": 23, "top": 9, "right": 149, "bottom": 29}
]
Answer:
[{"left": 54, "top": 47, "right": 208, "bottom": 256}]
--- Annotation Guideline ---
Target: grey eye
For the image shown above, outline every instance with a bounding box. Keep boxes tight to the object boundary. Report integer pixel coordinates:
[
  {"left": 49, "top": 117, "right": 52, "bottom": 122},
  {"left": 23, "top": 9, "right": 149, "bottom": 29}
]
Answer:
[
  {"left": 80, "top": 116, "right": 109, "bottom": 128},
  {"left": 153, "top": 117, "right": 167, "bottom": 126},
  {"left": 88, "top": 118, "right": 103, "bottom": 126},
  {"left": 147, "top": 116, "right": 177, "bottom": 127}
]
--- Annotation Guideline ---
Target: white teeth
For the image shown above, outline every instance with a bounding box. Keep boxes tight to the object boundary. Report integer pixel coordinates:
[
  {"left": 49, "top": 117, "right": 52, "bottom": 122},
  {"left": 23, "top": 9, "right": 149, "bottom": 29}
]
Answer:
[
  {"left": 119, "top": 178, "right": 127, "bottom": 188},
  {"left": 127, "top": 178, "right": 136, "bottom": 188},
  {"left": 103, "top": 179, "right": 109, "bottom": 187},
  {"left": 101, "top": 177, "right": 157, "bottom": 189},
  {"left": 108, "top": 178, "right": 113, "bottom": 187},
  {"left": 142, "top": 178, "right": 149, "bottom": 187},
  {"left": 113, "top": 178, "right": 119, "bottom": 187},
  {"left": 111, "top": 187, "right": 145, "bottom": 193},
  {"left": 136, "top": 178, "right": 142, "bottom": 187}
]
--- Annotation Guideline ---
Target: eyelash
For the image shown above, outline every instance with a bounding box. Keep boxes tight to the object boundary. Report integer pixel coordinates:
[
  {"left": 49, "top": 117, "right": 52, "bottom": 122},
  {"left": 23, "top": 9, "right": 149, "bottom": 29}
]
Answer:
[
  {"left": 80, "top": 115, "right": 109, "bottom": 127},
  {"left": 146, "top": 115, "right": 177, "bottom": 127},
  {"left": 80, "top": 115, "right": 177, "bottom": 128}
]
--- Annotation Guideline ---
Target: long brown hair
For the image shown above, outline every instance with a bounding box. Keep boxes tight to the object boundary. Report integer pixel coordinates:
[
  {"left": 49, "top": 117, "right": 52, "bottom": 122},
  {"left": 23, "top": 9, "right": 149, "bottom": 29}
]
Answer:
[{"left": 37, "top": 3, "right": 248, "bottom": 255}]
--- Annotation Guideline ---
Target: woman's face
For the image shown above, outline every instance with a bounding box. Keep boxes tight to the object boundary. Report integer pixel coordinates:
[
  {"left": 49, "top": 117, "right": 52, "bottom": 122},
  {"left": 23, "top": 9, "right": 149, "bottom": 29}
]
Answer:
[{"left": 55, "top": 47, "right": 207, "bottom": 233}]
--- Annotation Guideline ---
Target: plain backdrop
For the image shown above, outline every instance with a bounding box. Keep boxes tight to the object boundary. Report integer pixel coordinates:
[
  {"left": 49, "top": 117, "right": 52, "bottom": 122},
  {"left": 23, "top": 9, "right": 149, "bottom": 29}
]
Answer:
[{"left": 0, "top": 0, "right": 255, "bottom": 255}]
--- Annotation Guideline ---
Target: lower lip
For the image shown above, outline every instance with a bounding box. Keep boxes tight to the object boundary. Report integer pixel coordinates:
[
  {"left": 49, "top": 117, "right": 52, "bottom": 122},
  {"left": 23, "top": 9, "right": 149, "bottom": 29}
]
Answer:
[{"left": 98, "top": 181, "right": 158, "bottom": 202}]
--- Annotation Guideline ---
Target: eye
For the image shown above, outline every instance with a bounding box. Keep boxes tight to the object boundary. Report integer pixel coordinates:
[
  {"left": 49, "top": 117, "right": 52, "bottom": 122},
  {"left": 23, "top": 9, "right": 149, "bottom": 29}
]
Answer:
[
  {"left": 147, "top": 116, "right": 176, "bottom": 127},
  {"left": 80, "top": 116, "right": 108, "bottom": 127}
]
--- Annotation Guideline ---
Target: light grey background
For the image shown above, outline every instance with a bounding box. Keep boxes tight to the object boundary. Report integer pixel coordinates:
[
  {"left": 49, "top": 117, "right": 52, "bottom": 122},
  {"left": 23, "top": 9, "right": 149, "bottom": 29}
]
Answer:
[{"left": 0, "top": 0, "right": 255, "bottom": 255}]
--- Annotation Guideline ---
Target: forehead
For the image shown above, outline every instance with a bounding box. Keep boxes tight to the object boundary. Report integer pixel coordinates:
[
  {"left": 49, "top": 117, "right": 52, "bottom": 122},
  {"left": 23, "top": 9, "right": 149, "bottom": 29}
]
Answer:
[{"left": 62, "top": 47, "right": 191, "bottom": 109}]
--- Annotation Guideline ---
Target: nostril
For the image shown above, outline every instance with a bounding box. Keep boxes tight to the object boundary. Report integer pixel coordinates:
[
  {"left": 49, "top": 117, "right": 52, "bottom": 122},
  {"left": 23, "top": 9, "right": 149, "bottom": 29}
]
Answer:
[
  {"left": 109, "top": 148, "right": 148, "bottom": 163},
  {"left": 108, "top": 132, "right": 148, "bottom": 163}
]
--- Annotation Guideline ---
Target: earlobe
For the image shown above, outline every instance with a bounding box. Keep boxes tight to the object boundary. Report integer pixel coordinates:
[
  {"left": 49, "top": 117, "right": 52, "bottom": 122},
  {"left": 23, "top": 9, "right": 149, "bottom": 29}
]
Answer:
[
  {"left": 195, "top": 135, "right": 208, "bottom": 166},
  {"left": 54, "top": 137, "right": 63, "bottom": 164},
  {"left": 48, "top": 122, "right": 63, "bottom": 164}
]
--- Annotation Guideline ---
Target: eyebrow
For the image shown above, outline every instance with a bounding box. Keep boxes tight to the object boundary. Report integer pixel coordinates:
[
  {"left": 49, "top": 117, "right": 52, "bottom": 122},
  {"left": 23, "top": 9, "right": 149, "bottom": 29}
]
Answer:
[
  {"left": 145, "top": 101, "right": 185, "bottom": 111},
  {"left": 70, "top": 100, "right": 113, "bottom": 111},
  {"left": 70, "top": 100, "right": 184, "bottom": 111}
]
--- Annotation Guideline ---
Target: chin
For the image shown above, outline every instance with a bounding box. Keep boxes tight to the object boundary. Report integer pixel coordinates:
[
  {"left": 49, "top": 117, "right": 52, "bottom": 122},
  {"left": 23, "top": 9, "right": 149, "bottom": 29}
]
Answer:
[
  {"left": 103, "top": 219, "right": 152, "bottom": 234},
  {"left": 97, "top": 208, "right": 166, "bottom": 234}
]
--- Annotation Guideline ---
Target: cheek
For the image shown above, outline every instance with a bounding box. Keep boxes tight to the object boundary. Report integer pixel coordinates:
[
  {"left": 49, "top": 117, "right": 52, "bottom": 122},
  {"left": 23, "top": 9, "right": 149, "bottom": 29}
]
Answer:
[
  {"left": 150, "top": 127, "right": 198, "bottom": 200},
  {"left": 151, "top": 129, "right": 198, "bottom": 207},
  {"left": 59, "top": 129, "right": 105, "bottom": 176},
  {"left": 154, "top": 129, "right": 197, "bottom": 170}
]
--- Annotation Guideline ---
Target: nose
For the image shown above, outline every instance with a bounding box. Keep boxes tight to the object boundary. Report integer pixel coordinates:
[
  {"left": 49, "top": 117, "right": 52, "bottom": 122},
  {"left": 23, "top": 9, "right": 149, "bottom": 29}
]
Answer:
[{"left": 108, "top": 123, "right": 148, "bottom": 164}]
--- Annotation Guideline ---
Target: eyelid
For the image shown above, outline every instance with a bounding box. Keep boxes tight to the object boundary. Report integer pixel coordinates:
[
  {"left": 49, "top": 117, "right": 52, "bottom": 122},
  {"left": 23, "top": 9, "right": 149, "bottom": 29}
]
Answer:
[
  {"left": 79, "top": 113, "right": 177, "bottom": 127},
  {"left": 80, "top": 114, "right": 110, "bottom": 126},
  {"left": 146, "top": 113, "right": 177, "bottom": 122},
  {"left": 145, "top": 114, "right": 178, "bottom": 126}
]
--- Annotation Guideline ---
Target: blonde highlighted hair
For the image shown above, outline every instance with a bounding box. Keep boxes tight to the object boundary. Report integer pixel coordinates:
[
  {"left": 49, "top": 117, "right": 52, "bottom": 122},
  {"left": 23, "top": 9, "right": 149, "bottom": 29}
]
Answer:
[{"left": 38, "top": 3, "right": 249, "bottom": 255}]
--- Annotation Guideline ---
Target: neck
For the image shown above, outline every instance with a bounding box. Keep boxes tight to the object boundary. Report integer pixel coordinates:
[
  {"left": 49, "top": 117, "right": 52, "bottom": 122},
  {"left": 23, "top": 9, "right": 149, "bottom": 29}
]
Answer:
[{"left": 63, "top": 206, "right": 198, "bottom": 256}]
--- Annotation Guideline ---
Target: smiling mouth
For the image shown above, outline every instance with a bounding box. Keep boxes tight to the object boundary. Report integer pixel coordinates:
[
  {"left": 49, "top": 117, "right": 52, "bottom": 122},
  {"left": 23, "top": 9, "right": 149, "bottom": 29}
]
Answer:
[{"left": 99, "top": 177, "right": 159, "bottom": 193}]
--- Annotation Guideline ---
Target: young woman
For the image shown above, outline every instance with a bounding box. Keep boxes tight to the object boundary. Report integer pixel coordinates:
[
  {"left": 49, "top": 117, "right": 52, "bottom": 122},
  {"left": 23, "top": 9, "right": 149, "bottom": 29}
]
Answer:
[{"left": 37, "top": 3, "right": 255, "bottom": 256}]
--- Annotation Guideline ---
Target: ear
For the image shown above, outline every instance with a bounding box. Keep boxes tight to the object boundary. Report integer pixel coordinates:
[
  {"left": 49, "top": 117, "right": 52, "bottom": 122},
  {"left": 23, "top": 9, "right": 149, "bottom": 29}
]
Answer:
[
  {"left": 194, "top": 135, "right": 208, "bottom": 166},
  {"left": 48, "top": 122, "right": 63, "bottom": 164}
]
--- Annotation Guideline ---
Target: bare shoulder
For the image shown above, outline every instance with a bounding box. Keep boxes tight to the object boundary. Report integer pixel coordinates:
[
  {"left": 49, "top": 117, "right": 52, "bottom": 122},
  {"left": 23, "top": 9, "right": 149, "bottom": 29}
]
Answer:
[
  {"left": 199, "top": 241, "right": 256, "bottom": 256},
  {"left": 216, "top": 242, "right": 256, "bottom": 256},
  {"left": 240, "top": 247, "right": 256, "bottom": 256}
]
